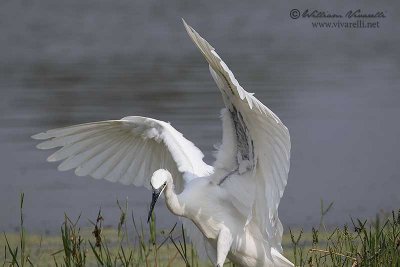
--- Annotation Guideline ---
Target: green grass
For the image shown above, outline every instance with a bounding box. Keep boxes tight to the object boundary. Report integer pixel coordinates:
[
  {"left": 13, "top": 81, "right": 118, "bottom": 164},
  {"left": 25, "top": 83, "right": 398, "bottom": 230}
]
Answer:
[
  {"left": 1, "top": 194, "right": 399, "bottom": 266},
  {"left": 285, "top": 200, "right": 400, "bottom": 266}
]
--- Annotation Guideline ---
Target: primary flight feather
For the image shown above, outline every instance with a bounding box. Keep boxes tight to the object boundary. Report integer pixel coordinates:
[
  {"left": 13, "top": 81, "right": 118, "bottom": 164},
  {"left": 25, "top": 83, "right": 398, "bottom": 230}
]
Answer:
[{"left": 33, "top": 20, "right": 293, "bottom": 267}]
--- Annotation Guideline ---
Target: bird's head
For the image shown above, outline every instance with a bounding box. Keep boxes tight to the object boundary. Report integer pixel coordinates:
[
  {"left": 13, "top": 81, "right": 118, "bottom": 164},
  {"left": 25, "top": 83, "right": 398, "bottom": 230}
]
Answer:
[{"left": 147, "top": 169, "right": 171, "bottom": 223}]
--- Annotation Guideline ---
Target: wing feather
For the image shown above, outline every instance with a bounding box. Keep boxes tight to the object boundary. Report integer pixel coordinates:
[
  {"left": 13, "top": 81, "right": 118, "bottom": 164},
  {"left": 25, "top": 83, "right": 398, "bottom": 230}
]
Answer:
[
  {"left": 75, "top": 134, "right": 124, "bottom": 177},
  {"left": 36, "top": 126, "right": 112, "bottom": 149},
  {"left": 33, "top": 117, "right": 213, "bottom": 192},
  {"left": 104, "top": 136, "right": 136, "bottom": 182},
  {"left": 96, "top": 136, "right": 131, "bottom": 181},
  {"left": 91, "top": 135, "right": 131, "bottom": 179},
  {"left": 48, "top": 128, "right": 121, "bottom": 162},
  {"left": 57, "top": 134, "right": 120, "bottom": 172},
  {"left": 32, "top": 123, "right": 103, "bottom": 140},
  {"left": 134, "top": 141, "right": 153, "bottom": 186},
  {"left": 184, "top": 20, "right": 291, "bottom": 253}
]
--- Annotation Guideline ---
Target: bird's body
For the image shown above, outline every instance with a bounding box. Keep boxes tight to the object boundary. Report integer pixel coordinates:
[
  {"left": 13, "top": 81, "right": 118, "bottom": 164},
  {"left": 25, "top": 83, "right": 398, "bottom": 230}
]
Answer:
[
  {"left": 178, "top": 176, "right": 244, "bottom": 241},
  {"left": 160, "top": 171, "right": 293, "bottom": 266},
  {"left": 33, "top": 20, "right": 294, "bottom": 266},
  {"left": 179, "top": 178, "right": 270, "bottom": 266}
]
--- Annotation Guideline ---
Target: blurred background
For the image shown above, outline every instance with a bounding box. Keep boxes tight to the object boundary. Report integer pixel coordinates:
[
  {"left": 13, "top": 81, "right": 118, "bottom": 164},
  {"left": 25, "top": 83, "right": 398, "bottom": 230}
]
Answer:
[{"left": 0, "top": 0, "right": 399, "bottom": 233}]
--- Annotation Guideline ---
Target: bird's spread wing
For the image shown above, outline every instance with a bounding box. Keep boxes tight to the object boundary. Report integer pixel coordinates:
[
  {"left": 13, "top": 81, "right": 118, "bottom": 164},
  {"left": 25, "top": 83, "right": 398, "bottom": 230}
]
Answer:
[
  {"left": 32, "top": 116, "right": 213, "bottom": 193},
  {"left": 184, "top": 20, "right": 291, "bottom": 251}
]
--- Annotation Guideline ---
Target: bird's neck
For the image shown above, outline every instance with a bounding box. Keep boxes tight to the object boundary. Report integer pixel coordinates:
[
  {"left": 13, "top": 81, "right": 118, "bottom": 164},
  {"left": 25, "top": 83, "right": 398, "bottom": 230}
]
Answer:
[{"left": 164, "top": 179, "right": 185, "bottom": 217}]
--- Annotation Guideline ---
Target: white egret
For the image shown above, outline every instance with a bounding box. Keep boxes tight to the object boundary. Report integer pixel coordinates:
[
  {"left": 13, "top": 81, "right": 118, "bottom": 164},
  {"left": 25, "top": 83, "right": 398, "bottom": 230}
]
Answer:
[{"left": 32, "top": 20, "right": 293, "bottom": 267}]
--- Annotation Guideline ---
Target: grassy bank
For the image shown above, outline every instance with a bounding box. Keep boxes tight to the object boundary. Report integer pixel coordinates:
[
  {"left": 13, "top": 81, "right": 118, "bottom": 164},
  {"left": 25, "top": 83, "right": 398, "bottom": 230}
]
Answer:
[{"left": 1, "top": 194, "right": 399, "bottom": 266}]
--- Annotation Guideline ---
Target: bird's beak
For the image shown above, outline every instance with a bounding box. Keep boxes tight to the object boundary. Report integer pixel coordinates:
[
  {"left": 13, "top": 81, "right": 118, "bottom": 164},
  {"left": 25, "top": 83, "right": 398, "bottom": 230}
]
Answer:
[{"left": 147, "top": 184, "right": 166, "bottom": 223}]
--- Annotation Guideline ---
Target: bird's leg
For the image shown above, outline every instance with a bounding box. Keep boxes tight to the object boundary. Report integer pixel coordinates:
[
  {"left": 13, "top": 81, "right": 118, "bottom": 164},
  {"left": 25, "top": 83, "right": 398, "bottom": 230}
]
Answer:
[
  {"left": 204, "top": 238, "right": 217, "bottom": 264},
  {"left": 216, "top": 226, "right": 233, "bottom": 267}
]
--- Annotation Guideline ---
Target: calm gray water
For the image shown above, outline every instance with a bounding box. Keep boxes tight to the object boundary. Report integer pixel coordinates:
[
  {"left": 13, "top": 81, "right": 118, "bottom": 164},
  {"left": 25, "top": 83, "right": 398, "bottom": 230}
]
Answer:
[{"left": 0, "top": 0, "right": 399, "bottom": 233}]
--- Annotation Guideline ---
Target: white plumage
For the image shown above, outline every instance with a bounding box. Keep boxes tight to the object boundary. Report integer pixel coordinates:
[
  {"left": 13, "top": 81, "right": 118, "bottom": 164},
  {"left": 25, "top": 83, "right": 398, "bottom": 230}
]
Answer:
[{"left": 32, "top": 20, "right": 293, "bottom": 267}]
